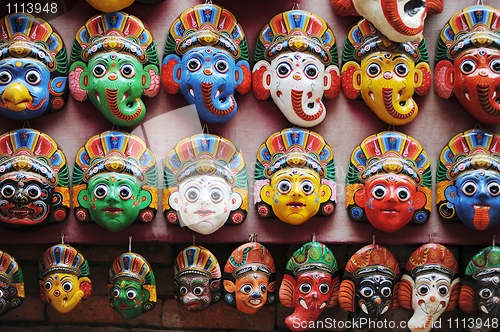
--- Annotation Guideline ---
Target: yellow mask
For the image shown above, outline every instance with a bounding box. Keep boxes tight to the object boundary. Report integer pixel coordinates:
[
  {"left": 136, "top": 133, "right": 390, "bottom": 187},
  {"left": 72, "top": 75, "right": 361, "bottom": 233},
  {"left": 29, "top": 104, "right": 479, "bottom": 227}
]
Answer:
[{"left": 41, "top": 273, "right": 90, "bottom": 313}]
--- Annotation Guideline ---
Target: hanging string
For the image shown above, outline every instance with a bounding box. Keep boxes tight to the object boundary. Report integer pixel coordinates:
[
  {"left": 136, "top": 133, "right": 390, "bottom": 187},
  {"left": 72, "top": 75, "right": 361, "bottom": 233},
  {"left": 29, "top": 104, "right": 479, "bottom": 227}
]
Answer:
[
  {"left": 312, "top": 232, "right": 316, "bottom": 242},
  {"left": 192, "top": 234, "right": 196, "bottom": 246},
  {"left": 429, "top": 233, "right": 434, "bottom": 243},
  {"left": 387, "top": 124, "right": 396, "bottom": 132},
  {"left": 22, "top": 121, "right": 31, "bottom": 129},
  {"left": 474, "top": 122, "right": 482, "bottom": 129},
  {"left": 477, "top": 0, "right": 484, "bottom": 5},
  {"left": 129, "top": 236, "right": 132, "bottom": 252},
  {"left": 292, "top": 2, "right": 299, "bottom": 10},
  {"left": 372, "top": 234, "right": 376, "bottom": 246},
  {"left": 61, "top": 233, "right": 64, "bottom": 244},
  {"left": 249, "top": 233, "right": 258, "bottom": 242},
  {"left": 205, "top": 0, "right": 213, "bottom": 4},
  {"left": 202, "top": 123, "right": 210, "bottom": 134},
  {"left": 493, "top": 235, "right": 496, "bottom": 247}
]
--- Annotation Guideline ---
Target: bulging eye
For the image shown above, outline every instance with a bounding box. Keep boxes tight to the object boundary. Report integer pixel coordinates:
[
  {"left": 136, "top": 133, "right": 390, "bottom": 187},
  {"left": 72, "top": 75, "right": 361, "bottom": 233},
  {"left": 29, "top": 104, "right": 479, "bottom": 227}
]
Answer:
[
  {"left": 240, "top": 284, "right": 253, "bottom": 295},
  {"left": 360, "top": 286, "right": 374, "bottom": 298},
  {"left": 396, "top": 187, "right": 411, "bottom": 202},
  {"left": 299, "top": 283, "right": 312, "bottom": 294},
  {"left": 462, "top": 181, "right": 477, "bottom": 196},
  {"left": 187, "top": 58, "right": 201, "bottom": 72},
  {"left": 319, "top": 283, "right": 330, "bottom": 295},
  {"left": 259, "top": 283, "right": 267, "bottom": 293},
  {"left": 94, "top": 184, "right": 108, "bottom": 199},
  {"left": 371, "top": 185, "right": 387, "bottom": 200},
  {"left": 118, "top": 185, "right": 133, "bottom": 200},
  {"left": 381, "top": 286, "right": 392, "bottom": 297},
  {"left": 179, "top": 286, "right": 188, "bottom": 295},
  {"left": 460, "top": 60, "right": 476, "bottom": 74},
  {"left": 45, "top": 280, "right": 52, "bottom": 290},
  {"left": 62, "top": 281, "right": 73, "bottom": 292},
  {"left": 490, "top": 59, "right": 500, "bottom": 73},
  {"left": 210, "top": 188, "right": 224, "bottom": 203},
  {"left": 438, "top": 284, "right": 449, "bottom": 296},
  {"left": 193, "top": 286, "right": 204, "bottom": 296},
  {"left": 215, "top": 59, "right": 229, "bottom": 73},
  {"left": 417, "top": 284, "right": 429, "bottom": 296},
  {"left": 25, "top": 70, "right": 41, "bottom": 85},
  {"left": 126, "top": 289, "right": 137, "bottom": 300},
  {"left": 367, "top": 63, "right": 381, "bottom": 77},
  {"left": 92, "top": 63, "right": 107, "bottom": 78},
  {"left": 1, "top": 184, "right": 15, "bottom": 198},
  {"left": 0, "top": 71, "right": 12, "bottom": 85},
  {"left": 26, "top": 185, "right": 41, "bottom": 199},
  {"left": 120, "top": 64, "right": 136, "bottom": 78},
  {"left": 488, "top": 182, "right": 500, "bottom": 196},
  {"left": 303, "top": 64, "right": 318, "bottom": 79},
  {"left": 394, "top": 63, "right": 409, "bottom": 77},
  {"left": 300, "top": 180, "right": 314, "bottom": 195},
  {"left": 113, "top": 288, "right": 120, "bottom": 298},
  {"left": 276, "top": 62, "right": 292, "bottom": 78},
  {"left": 277, "top": 179, "right": 292, "bottom": 194},
  {"left": 185, "top": 187, "right": 200, "bottom": 203},
  {"left": 480, "top": 287, "right": 492, "bottom": 299}
]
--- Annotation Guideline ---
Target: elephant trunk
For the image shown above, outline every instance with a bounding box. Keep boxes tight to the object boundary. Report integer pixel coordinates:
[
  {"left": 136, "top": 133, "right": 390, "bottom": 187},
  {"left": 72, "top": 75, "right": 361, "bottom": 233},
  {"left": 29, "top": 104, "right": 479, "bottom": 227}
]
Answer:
[
  {"left": 201, "top": 82, "right": 234, "bottom": 116},
  {"left": 478, "top": 85, "right": 500, "bottom": 117},
  {"left": 105, "top": 88, "right": 142, "bottom": 122},
  {"left": 291, "top": 89, "right": 323, "bottom": 121},
  {"left": 383, "top": 88, "right": 414, "bottom": 120}
]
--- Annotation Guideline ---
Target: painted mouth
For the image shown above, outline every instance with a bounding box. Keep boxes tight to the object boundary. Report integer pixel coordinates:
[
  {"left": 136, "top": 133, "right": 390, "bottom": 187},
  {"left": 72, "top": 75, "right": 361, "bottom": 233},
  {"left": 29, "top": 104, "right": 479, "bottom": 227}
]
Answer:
[
  {"left": 249, "top": 299, "right": 262, "bottom": 305},
  {"left": 119, "top": 304, "right": 130, "bottom": 310},
  {"left": 103, "top": 207, "right": 124, "bottom": 214},
  {"left": 381, "top": 209, "right": 400, "bottom": 213},
  {"left": 194, "top": 210, "right": 215, "bottom": 217},
  {"left": 8, "top": 208, "right": 33, "bottom": 217},
  {"left": 287, "top": 202, "right": 305, "bottom": 209}
]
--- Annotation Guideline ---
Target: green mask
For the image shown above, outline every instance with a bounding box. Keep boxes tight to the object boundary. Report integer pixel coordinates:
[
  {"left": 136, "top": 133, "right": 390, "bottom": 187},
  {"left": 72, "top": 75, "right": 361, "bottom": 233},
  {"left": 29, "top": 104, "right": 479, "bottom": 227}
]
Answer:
[{"left": 110, "top": 279, "right": 150, "bottom": 319}]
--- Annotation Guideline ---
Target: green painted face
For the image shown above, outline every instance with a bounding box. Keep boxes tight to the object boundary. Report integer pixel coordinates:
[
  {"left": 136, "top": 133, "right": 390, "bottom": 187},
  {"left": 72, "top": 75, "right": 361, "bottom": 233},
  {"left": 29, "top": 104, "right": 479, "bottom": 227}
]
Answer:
[{"left": 110, "top": 279, "right": 149, "bottom": 319}]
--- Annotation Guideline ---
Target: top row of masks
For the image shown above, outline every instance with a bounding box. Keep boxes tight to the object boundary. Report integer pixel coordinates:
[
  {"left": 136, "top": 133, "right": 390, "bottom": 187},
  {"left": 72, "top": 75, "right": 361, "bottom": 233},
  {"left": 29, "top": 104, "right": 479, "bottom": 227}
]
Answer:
[{"left": 1, "top": 3, "right": 499, "bottom": 126}]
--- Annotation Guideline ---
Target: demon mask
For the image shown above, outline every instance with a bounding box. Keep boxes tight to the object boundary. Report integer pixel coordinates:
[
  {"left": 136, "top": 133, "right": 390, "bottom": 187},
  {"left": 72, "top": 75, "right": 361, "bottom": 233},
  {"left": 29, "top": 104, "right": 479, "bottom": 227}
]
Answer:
[{"left": 0, "top": 250, "right": 24, "bottom": 317}]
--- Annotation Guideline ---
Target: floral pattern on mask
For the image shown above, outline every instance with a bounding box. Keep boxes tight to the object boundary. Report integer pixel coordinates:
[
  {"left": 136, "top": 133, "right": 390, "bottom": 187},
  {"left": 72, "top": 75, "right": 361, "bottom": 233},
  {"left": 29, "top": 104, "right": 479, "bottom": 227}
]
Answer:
[{"left": 0, "top": 250, "right": 24, "bottom": 317}]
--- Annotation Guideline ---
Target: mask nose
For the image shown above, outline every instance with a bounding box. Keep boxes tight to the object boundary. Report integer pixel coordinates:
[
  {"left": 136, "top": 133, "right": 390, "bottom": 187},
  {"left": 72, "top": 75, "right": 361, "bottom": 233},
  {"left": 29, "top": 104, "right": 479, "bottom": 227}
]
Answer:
[
  {"left": 479, "top": 68, "right": 489, "bottom": 77},
  {"left": 293, "top": 72, "right": 301, "bottom": 80},
  {"left": 204, "top": 68, "right": 213, "bottom": 76},
  {"left": 383, "top": 72, "right": 393, "bottom": 80},
  {"left": 13, "top": 191, "right": 27, "bottom": 204},
  {"left": 108, "top": 73, "right": 118, "bottom": 80},
  {"left": 494, "top": 297, "right": 500, "bottom": 306},
  {"left": 251, "top": 291, "right": 261, "bottom": 299},
  {"left": 375, "top": 297, "right": 381, "bottom": 305},
  {"left": 53, "top": 290, "right": 61, "bottom": 297}
]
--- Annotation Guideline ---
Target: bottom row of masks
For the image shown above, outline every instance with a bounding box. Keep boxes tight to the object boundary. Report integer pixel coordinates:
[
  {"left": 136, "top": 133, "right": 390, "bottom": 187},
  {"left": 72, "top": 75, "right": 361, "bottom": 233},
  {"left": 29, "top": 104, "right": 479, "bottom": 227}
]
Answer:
[{"left": 1, "top": 241, "right": 499, "bottom": 332}]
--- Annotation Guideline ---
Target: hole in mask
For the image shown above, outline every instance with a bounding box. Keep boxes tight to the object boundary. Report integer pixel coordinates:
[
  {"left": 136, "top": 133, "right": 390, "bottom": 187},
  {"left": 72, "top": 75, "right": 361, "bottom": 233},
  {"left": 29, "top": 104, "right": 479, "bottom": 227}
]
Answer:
[
  {"left": 399, "top": 101, "right": 406, "bottom": 107},
  {"left": 220, "top": 97, "right": 226, "bottom": 103},
  {"left": 127, "top": 102, "right": 133, "bottom": 108},
  {"left": 307, "top": 103, "right": 314, "bottom": 109},
  {"left": 404, "top": 0, "right": 425, "bottom": 17}
]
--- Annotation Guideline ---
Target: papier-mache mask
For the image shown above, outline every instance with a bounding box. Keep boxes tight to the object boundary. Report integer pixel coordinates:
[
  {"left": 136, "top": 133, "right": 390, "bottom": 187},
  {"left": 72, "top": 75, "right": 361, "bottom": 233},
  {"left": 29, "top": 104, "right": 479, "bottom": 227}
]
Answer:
[
  {"left": 0, "top": 129, "right": 70, "bottom": 230},
  {"left": 346, "top": 131, "right": 431, "bottom": 233},
  {"left": 339, "top": 244, "right": 400, "bottom": 331},
  {"left": 254, "top": 128, "right": 336, "bottom": 225},
  {"left": 163, "top": 134, "right": 248, "bottom": 235},
  {"left": 109, "top": 252, "right": 156, "bottom": 319},
  {"left": 330, "top": 0, "right": 444, "bottom": 43},
  {"left": 252, "top": 9, "right": 340, "bottom": 127},
  {"left": 73, "top": 131, "right": 158, "bottom": 232},
  {"left": 436, "top": 129, "right": 500, "bottom": 231},
  {"left": 279, "top": 241, "right": 339, "bottom": 332},
  {"left": 223, "top": 241, "right": 275, "bottom": 314},
  {"left": 69, "top": 12, "right": 160, "bottom": 127},
  {"left": 341, "top": 19, "right": 431, "bottom": 125},
  {"left": 398, "top": 243, "right": 460, "bottom": 332},
  {"left": 460, "top": 246, "right": 500, "bottom": 332},
  {"left": 38, "top": 244, "right": 92, "bottom": 313},
  {"left": 0, "top": 14, "right": 68, "bottom": 120},
  {"left": 0, "top": 250, "right": 24, "bottom": 317},
  {"left": 162, "top": 3, "right": 251, "bottom": 123},
  {"left": 174, "top": 245, "right": 221, "bottom": 311}
]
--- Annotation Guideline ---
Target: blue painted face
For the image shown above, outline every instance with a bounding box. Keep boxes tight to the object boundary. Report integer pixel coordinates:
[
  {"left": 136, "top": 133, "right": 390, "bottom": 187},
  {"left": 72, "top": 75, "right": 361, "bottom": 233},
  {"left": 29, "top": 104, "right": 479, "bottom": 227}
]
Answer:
[
  {"left": 445, "top": 169, "right": 500, "bottom": 230},
  {"left": 179, "top": 47, "right": 240, "bottom": 123}
]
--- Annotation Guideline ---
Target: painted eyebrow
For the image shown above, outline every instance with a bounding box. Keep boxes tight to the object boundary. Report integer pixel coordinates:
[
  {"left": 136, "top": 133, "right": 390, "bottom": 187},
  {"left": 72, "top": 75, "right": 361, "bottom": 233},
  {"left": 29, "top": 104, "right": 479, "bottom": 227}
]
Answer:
[
  {"left": 392, "top": 55, "right": 405, "bottom": 61},
  {"left": 3, "top": 64, "right": 14, "bottom": 69},
  {"left": 300, "top": 276, "right": 314, "bottom": 282}
]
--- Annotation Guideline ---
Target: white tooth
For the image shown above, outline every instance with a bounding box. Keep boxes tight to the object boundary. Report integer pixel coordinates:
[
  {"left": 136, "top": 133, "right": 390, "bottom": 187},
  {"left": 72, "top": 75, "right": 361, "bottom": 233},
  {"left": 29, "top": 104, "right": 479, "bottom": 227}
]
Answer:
[
  {"left": 465, "top": 92, "right": 470, "bottom": 101},
  {"left": 121, "top": 95, "right": 126, "bottom": 103},
  {"left": 381, "top": 306, "right": 389, "bottom": 314},
  {"left": 361, "top": 303, "right": 369, "bottom": 314},
  {"left": 493, "top": 91, "right": 497, "bottom": 99},
  {"left": 299, "top": 299, "right": 308, "bottom": 310},
  {"left": 215, "top": 90, "right": 221, "bottom": 98},
  {"left": 189, "top": 89, "right": 194, "bottom": 97},
  {"left": 96, "top": 95, "right": 100, "bottom": 103},
  {"left": 481, "top": 304, "right": 489, "bottom": 314},
  {"left": 370, "top": 93, "right": 375, "bottom": 102},
  {"left": 319, "top": 302, "right": 327, "bottom": 309},
  {"left": 397, "top": 92, "right": 401, "bottom": 101}
]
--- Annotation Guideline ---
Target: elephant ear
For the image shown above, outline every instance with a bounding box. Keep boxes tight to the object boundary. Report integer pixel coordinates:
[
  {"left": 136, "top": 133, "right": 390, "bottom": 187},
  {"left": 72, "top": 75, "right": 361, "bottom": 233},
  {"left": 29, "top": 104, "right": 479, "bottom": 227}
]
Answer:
[
  {"left": 161, "top": 55, "right": 181, "bottom": 95},
  {"left": 252, "top": 60, "right": 271, "bottom": 100},
  {"left": 38, "top": 280, "right": 48, "bottom": 303},
  {"left": 279, "top": 274, "right": 295, "bottom": 308},
  {"left": 459, "top": 284, "right": 475, "bottom": 314},
  {"left": 327, "top": 275, "right": 340, "bottom": 307},
  {"left": 324, "top": 65, "right": 341, "bottom": 100},
  {"left": 339, "top": 279, "right": 355, "bottom": 312},
  {"left": 69, "top": 65, "right": 88, "bottom": 102},
  {"left": 427, "top": 0, "right": 444, "bottom": 14},
  {"left": 446, "top": 278, "right": 461, "bottom": 311},
  {"left": 341, "top": 61, "right": 361, "bottom": 100},
  {"left": 397, "top": 277, "right": 414, "bottom": 310},
  {"left": 390, "top": 282, "right": 400, "bottom": 310},
  {"left": 236, "top": 61, "right": 251, "bottom": 95},
  {"left": 415, "top": 63, "right": 431, "bottom": 97},
  {"left": 434, "top": 60, "right": 455, "bottom": 99},
  {"left": 330, "top": 0, "right": 358, "bottom": 16},
  {"left": 80, "top": 278, "right": 92, "bottom": 300}
]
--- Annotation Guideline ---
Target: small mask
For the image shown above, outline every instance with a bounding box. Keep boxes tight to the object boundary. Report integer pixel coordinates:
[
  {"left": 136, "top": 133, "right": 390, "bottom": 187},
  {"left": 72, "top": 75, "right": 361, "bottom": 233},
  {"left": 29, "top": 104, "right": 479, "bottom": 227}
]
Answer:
[
  {"left": 339, "top": 244, "right": 400, "bottom": 332},
  {"left": 0, "top": 129, "right": 70, "bottom": 230},
  {"left": 435, "top": 5, "right": 500, "bottom": 124},
  {"left": 38, "top": 244, "right": 92, "bottom": 313},
  {"left": 252, "top": 10, "right": 340, "bottom": 127},
  {"left": 346, "top": 131, "right": 431, "bottom": 233},
  {"left": 162, "top": 4, "right": 251, "bottom": 123},
  {"left": 460, "top": 246, "right": 500, "bottom": 332},
  {"left": 398, "top": 243, "right": 460, "bottom": 332},
  {"left": 73, "top": 131, "right": 158, "bottom": 232},
  {"left": 279, "top": 241, "right": 339, "bottom": 331},
  {"left": 341, "top": 19, "right": 431, "bottom": 125},
  {"left": 223, "top": 242, "right": 275, "bottom": 314},
  {"left": 331, "top": 0, "right": 444, "bottom": 43},
  {"left": 174, "top": 245, "right": 221, "bottom": 311},
  {"left": 163, "top": 134, "right": 248, "bottom": 235},
  {"left": 109, "top": 252, "right": 156, "bottom": 319},
  {"left": 436, "top": 129, "right": 500, "bottom": 231},
  {"left": 0, "top": 14, "right": 68, "bottom": 120},
  {"left": 69, "top": 12, "right": 160, "bottom": 127},
  {"left": 255, "top": 128, "right": 336, "bottom": 225},
  {"left": 0, "top": 250, "right": 24, "bottom": 316}
]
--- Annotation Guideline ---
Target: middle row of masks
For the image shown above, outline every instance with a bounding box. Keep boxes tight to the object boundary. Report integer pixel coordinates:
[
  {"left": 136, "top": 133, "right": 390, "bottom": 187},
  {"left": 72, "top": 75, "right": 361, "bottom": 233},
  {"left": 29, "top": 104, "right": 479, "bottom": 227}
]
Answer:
[
  {"left": 2, "top": 4, "right": 499, "bottom": 127},
  {"left": 1, "top": 126, "right": 497, "bottom": 234}
]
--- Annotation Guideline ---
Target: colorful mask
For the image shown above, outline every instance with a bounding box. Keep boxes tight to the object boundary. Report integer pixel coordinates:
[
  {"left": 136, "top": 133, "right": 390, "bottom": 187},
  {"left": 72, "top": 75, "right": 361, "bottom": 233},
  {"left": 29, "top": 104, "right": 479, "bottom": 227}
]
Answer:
[
  {"left": 280, "top": 241, "right": 339, "bottom": 331},
  {"left": 223, "top": 242, "right": 275, "bottom": 314},
  {"left": 163, "top": 134, "right": 247, "bottom": 235},
  {"left": 69, "top": 12, "right": 160, "bottom": 127},
  {"left": 162, "top": 4, "right": 251, "bottom": 123},
  {"left": 398, "top": 243, "right": 460, "bottom": 332},
  {"left": 73, "top": 131, "right": 157, "bottom": 232},
  {"left": 0, "top": 129, "right": 70, "bottom": 230},
  {"left": 0, "top": 250, "right": 24, "bottom": 316},
  {"left": 174, "top": 245, "right": 221, "bottom": 311},
  {"left": 341, "top": 19, "right": 431, "bottom": 125},
  {"left": 0, "top": 14, "right": 68, "bottom": 120},
  {"left": 436, "top": 129, "right": 500, "bottom": 231},
  {"left": 38, "top": 244, "right": 92, "bottom": 313},
  {"left": 109, "top": 252, "right": 156, "bottom": 319},
  {"left": 255, "top": 128, "right": 336, "bottom": 225},
  {"left": 252, "top": 10, "right": 340, "bottom": 127},
  {"left": 339, "top": 244, "right": 400, "bottom": 331},
  {"left": 346, "top": 131, "right": 431, "bottom": 233},
  {"left": 460, "top": 246, "right": 500, "bottom": 332},
  {"left": 330, "top": 0, "right": 443, "bottom": 43}
]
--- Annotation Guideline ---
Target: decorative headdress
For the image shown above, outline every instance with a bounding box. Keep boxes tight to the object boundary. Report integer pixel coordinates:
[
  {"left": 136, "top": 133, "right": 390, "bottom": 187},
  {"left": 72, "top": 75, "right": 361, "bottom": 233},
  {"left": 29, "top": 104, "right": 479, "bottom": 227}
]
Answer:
[
  {"left": 345, "top": 244, "right": 400, "bottom": 278},
  {"left": 405, "top": 243, "right": 459, "bottom": 279},
  {"left": 38, "top": 244, "right": 90, "bottom": 280},
  {"left": 285, "top": 241, "right": 338, "bottom": 277},
  {"left": 346, "top": 131, "right": 431, "bottom": 224}
]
